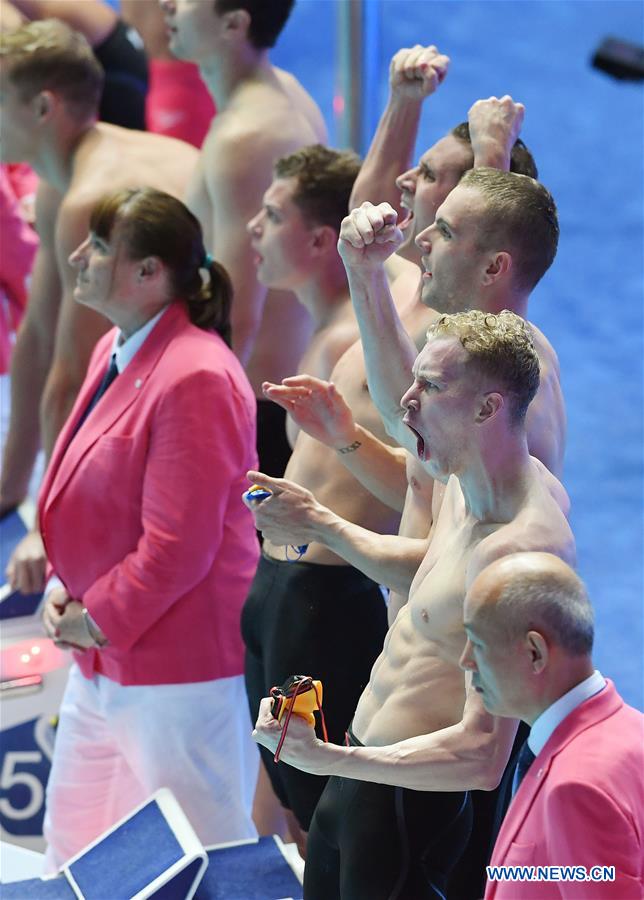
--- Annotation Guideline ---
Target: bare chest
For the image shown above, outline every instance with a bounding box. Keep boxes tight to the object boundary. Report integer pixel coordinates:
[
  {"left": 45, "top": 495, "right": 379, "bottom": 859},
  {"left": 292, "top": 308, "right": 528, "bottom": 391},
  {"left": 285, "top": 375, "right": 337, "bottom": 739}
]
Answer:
[
  {"left": 330, "top": 345, "right": 389, "bottom": 440},
  {"left": 407, "top": 495, "right": 493, "bottom": 663}
]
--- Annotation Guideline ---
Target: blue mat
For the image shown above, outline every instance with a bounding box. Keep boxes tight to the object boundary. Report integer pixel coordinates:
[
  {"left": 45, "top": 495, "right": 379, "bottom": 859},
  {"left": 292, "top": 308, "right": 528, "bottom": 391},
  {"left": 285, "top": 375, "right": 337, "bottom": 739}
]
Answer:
[
  {"left": 195, "top": 838, "right": 302, "bottom": 900},
  {"left": 67, "top": 801, "right": 186, "bottom": 899},
  {"left": 0, "top": 876, "right": 76, "bottom": 899}
]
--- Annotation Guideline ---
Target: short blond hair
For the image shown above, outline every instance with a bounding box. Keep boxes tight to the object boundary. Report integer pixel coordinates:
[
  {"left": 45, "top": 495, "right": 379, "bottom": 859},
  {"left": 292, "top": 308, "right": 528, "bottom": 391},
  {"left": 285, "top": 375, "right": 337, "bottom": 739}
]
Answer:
[
  {"left": 0, "top": 19, "right": 103, "bottom": 122},
  {"left": 427, "top": 309, "right": 539, "bottom": 423}
]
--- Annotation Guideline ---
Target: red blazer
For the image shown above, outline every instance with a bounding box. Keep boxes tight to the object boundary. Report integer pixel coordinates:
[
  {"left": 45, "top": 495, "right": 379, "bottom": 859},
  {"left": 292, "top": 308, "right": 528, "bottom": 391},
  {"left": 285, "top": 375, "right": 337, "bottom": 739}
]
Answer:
[
  {"left": 486, "top": 681, "right": 643, "bottom": 899},
  {"left": 39, "top": 303, "right": 260, "bottom": 686}
]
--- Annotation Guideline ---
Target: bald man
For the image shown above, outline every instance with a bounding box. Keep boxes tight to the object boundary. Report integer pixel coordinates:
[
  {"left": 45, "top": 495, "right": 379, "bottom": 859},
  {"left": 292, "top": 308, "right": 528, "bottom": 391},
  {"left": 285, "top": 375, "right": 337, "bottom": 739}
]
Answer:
[{"left": 461, "top": 553, "right": 643, "bottom": 899}]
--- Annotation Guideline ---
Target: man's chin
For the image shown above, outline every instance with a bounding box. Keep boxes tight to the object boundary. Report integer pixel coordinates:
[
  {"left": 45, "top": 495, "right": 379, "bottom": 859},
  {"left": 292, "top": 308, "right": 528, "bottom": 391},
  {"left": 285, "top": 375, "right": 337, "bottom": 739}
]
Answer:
[{"left": 420, "top": 282, "right": 439, "bottom": 309}]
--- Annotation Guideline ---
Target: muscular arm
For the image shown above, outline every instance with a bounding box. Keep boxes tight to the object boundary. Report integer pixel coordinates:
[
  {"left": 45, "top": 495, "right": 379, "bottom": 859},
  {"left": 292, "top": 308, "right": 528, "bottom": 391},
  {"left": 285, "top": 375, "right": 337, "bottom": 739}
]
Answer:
[
  {"left": 347, "top": 260, "right": 419, "bottom": 452},
  {"left": 254, "top": 676, "right": 518, "bottom": 792},
  {"left": 350, "top": 45, "right": 450, "bottom": 213},
  {"left": 263, "top": 375, "right": 408, "bottom": 512},
  {"left": 11, "top": 0, "right": 116, "bottom": 44},
  {"left": 331, "top": 425, "right": 408, "bottom": 513},
  {"left": 246, "top": 469, "right": 425, "bottom": 595},
  {"left": 337, "top": 204, "right": 423, "bottom": 452},
  {"left": 0, "top": 183, "right": 61, "bottom": 512}
]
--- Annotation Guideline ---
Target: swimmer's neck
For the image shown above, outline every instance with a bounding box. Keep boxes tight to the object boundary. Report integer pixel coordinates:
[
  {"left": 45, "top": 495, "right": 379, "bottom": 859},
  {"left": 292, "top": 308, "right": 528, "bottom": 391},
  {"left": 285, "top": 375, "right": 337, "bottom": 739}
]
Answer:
[
  {"left": 295, "top": 266, "right": 350, "bottom": 328},
  {"left": 425, "top": 290, "right": 531, "bottom": 322},
  {"left": 198, "top": 46, "right": 273, "bottom": 109},
  {"left": 455, "top": 434, "right": 534, "bottom": 523},
  {"left": 29, "top": 117, "right": 98, "bottom": 194}
]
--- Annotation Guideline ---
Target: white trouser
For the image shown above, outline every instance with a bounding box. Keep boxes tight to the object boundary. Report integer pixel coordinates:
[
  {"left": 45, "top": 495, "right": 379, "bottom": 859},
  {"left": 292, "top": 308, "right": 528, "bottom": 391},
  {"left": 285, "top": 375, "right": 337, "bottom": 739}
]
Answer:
[{"left": 43, "top": 664, "right": 259, "bottom": 872}]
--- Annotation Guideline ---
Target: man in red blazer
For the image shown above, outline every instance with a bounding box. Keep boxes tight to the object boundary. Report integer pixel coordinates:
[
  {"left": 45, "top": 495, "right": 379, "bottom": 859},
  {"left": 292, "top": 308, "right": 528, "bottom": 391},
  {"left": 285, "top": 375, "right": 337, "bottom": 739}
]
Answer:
[{"left": 461, "top": 552, "right": 643, "bottom": 899}]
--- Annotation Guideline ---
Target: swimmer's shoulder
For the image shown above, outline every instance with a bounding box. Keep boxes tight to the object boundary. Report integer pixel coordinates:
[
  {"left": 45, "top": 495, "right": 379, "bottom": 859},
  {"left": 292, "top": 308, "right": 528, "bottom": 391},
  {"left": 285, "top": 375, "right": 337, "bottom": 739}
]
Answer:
[
  {"left": 273, "top": 66, "right": 327, "bottom": 141},
  {"left": 468, "top": 485, "right": 575, "bottom": 584},
  {"left": 527, "top": 319, "right": 561, "bottom": 380}
]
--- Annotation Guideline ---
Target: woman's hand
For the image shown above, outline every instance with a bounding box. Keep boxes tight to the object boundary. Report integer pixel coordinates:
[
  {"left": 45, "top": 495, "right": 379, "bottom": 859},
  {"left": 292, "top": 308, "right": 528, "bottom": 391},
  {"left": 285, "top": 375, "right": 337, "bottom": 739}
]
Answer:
[{"left": 42, "top": 589, "right": 97, "bottom": 650}]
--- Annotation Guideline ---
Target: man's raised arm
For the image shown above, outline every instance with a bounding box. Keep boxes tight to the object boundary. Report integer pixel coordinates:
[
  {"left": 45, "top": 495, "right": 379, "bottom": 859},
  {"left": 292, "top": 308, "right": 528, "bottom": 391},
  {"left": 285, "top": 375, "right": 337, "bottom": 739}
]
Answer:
[
  {"left": 350, "top": 44, "right": 449, "bottom": 212},
  {"left": 467, "top": 95, "right": 526, "bottom": 171},
  {"left": 262, "top": 374, "right": 408, "bottom": 512},
  {"left": 337, "top": 202, "right": 420, "bottom": 454}
]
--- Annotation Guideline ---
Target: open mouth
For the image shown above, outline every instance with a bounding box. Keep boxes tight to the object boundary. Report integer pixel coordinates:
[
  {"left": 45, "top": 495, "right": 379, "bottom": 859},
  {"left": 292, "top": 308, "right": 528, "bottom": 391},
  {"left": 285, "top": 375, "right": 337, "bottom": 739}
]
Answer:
[
  {"left": 403, "top": 419, "right": 427, "bottom": 461},
  {"left": 398, "top": 210, "right": 414, "bottom": 233},
  {"left": 398, "top": 197, "right": 414, "bottom": 232}
]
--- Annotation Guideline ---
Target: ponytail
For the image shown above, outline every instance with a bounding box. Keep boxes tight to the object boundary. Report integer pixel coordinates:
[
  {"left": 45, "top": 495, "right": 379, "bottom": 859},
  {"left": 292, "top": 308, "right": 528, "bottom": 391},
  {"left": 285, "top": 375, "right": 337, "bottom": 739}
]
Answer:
[{"left": 185, "top": 257, "right": 233, "bottom": 347}]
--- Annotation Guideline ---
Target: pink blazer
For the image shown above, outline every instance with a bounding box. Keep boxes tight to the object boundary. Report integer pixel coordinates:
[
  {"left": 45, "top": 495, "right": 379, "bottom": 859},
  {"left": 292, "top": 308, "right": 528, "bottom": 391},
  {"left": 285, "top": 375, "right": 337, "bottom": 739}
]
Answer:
[
  {"left": 39, "top": 303, "right": 259, "bottom": 686},
  {"left": 486, "top": 681, "right": 643, "bottom": 899}
]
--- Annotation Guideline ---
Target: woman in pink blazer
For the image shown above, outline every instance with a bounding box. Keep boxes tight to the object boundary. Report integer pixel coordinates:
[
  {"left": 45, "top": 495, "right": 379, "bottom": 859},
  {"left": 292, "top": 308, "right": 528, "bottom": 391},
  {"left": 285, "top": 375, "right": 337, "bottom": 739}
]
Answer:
[{"left": 39, "top": 188, "right": 260, "bottom": 870}]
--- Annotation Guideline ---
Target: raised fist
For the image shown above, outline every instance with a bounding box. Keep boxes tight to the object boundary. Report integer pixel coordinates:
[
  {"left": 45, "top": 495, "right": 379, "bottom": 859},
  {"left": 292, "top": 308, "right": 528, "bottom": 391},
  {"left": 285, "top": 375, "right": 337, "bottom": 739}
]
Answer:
[
  {"left": 468, "top": 95, "right": 525, "bottom": 166},
  {"left": 389, "top": 45, "right": 450, "bottom": 101},
  {"left": 338, "top": 202, "right": 404, "bottom": 273}
]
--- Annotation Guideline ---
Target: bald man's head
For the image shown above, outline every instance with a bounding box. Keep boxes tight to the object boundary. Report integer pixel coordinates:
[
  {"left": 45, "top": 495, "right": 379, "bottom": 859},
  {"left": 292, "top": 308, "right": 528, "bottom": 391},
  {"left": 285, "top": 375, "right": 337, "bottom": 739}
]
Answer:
[
  {"left": 465, "top": 553, "right": 593, "bottom": 657},
  {"left": 461, "top": 554, "right": 594, "bottom": 721}
]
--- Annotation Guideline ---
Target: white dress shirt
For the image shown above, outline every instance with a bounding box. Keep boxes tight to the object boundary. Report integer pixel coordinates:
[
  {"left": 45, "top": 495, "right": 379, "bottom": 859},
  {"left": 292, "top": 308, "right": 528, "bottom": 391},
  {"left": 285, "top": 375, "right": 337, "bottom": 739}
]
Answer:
[{"left": 528, "top": 669, "right": 607, "bottom": 757}]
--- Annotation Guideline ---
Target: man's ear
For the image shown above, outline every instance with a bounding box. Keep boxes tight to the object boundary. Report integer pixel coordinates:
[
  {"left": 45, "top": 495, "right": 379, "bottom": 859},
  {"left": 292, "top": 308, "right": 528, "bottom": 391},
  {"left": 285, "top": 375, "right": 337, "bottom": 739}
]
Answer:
[
  {"left": 476, "top": 391, "right": 504, "bottom": 423},
  {"left": 32, "top": 90, "right": 56, "bottom": 122},
  {"left": 311, "top": 225, "right": 338, "bottom": 255},
  {"left": 526, "top": 630, "right": 548, "bottom": 674},
  {"left": 482, "top": 251, "right": 512, "bottom": 286},
  {"left": 221, "top": 8, "right": 251, "bottom": 41}
]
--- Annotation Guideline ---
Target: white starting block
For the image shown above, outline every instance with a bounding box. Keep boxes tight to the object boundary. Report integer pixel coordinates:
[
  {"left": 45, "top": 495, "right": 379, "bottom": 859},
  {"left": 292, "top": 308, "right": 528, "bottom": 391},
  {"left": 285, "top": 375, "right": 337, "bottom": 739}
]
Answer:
[
  {"left": 1, "top": 789, "right": 207, "bottom": 899},
  {"left": 1, "top": 789, "right": 303, "bottom": 899}
]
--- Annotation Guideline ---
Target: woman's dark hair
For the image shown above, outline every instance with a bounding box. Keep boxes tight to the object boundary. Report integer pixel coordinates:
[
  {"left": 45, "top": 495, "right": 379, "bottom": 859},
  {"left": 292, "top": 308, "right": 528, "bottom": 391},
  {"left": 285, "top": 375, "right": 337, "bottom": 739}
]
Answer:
[{"left": 88, "top": 188, "right": 232, "bottom": 346}]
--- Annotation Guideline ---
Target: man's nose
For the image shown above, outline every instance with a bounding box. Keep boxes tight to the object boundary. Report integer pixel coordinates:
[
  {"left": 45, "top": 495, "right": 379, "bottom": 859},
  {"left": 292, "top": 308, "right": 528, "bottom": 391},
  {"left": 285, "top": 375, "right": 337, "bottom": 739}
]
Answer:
[
  {"left": 459, "top": 639, "right": 475, "bottom": 671},
  {"left": 400, "top": 386, "right": 418, "bottom": 411},
  {"left": 415, "top": 225, "right": 433, "bottom": 253},
  {"left": 246, "top": 214, "right": 261, "bottom": 237},
  {"left": 68, "top": 239, "right": 88, "bottom": 268},
  {"left": 395, "top": 167, "right": 417, "bottom": 193}
]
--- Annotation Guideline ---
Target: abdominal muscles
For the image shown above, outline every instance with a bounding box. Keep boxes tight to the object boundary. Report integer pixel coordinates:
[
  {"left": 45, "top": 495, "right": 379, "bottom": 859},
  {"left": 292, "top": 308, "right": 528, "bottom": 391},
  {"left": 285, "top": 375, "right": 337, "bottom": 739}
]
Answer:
[{"left": 352, "top": 605, "right": 466, "bottom": 746}]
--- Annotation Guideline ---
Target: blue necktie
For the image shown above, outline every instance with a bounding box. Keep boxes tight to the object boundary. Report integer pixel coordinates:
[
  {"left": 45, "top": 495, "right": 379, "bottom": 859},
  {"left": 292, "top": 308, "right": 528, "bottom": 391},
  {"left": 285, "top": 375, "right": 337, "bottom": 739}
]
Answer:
[
  {"left": 71, "top": 354, "right": 119, "bottom": 439},
  {"left": 511, "top": 740, "right": 536, "bottom": 796}
]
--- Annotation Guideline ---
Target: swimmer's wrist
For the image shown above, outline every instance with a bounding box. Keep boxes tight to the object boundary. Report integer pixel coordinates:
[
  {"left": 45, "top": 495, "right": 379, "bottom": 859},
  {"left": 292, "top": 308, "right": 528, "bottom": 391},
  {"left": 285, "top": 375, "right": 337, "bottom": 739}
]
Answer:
[
  {"left": 471, "top": 136, "right": 512, "bottom": 171},
  {"left": 336, "top": 440, "right": 362, "bottom": 455},
  {"left": 305, "top": 503, "right": 342, "bottom": 547},
  {"left": 386, "top": 90, "right": 425, "bottom": 113},
  {"left": 333, "top": 423, "right": 361, "bottom": 454}
]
